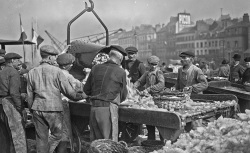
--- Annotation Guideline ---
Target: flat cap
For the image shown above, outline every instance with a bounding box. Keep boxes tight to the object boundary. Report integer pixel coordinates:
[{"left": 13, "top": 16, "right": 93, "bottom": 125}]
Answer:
[
  {"left": 109, "top": 45, "right": 127, "bottom": 56},
  {"left": 40, "top": 45, "right": 59, "bottom": 56},
  {"left": 222, "top": 59, "right": 229, "bottom": 64},
  {"left": 0, "top": 49, "right": 6, "bottom": 55},
  {"left": 179, "top": 51, "right": 195, "bottom": 58},
  {"left": 57, "top": 53, "right": 75, "bottom": 66},
  {"left": 125, "top": 46, "right": 138, "bottom": 54},
  {"left": 0, "top": 57, "right": 5, "bottom": 64},
  {"left": 4, "top": 53, "right": 22, "bottom": 60},
  {"left": 147, "top": 55, "right": 160, "bottom": 64},
  {"left": 244, "top": 57, "right": 250, "bottom": 62},
  {"left": 232, "top": 54, "right": 241, "bottom": 61}
]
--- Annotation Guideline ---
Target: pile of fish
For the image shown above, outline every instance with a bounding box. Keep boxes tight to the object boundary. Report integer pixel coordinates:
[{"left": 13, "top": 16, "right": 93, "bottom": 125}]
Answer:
[
  {"left": 151, "top": 110, "right": 250, "bottom": 153},
  {"left": 120, "top": 75, "right": 158, "bottom": 109}
]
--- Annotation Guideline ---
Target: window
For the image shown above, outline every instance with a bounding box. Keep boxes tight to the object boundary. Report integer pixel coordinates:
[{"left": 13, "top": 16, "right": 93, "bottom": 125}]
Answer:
[
  {"left": 196, "top": 50, "right": 199, "bottom": 55},
  {"left": 208, "top": 42, "right": 211, "bottom": 47},
  {"left": 215, "top": 41, "right": 218, "bottom": 47},
  {"left": 197, "top": 42, "right": 199, "bottom": 48},
  {"left": 235, "top": 41, "right": 238, "bottom": 48},
  {"left": 227, "top": 41, "right": 230, "bottom": 48},
  {"left": 205, "top": 50, "right": 208, "bottom": 54},
  {"left": 204, "top": 42, "right": 207, "bottom": 47},
  {"left": 200, "top": 42, "right": 203, "bottom": 48}
]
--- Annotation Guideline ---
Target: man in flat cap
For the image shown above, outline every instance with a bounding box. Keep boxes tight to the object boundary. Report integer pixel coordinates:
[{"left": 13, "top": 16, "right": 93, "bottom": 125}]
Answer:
[
  {"left": 56, "top": 53, "right": 85, "bottom": 152},
  {"left": 0, "top": 56, "right": 5, "bottom": 70},
  {"left": 229, "top": 53, "right": 245, "bottom": 83},
  {"left": 0, "top": 49, "right": 6, "bottom": 57},
  {"left": 124, "top": 46, "right": 146, "bottom": 88},
  {"left": 174, "top": 51, "right": 208, "bottom": 94},
  {"left": 134, "top": 55, "right": 165, "bottom": 141},
  {"left": 242, "top": 57, "right": 250, "bottom": 84},
  {"left": 0, "top": 52, "right": 27, "bottom": 152},
  {"left": 27, "top": 45, "right": 88, "bottom": 153},
  {"left": 218, "top": 59, "right": 230, "bottom": 78},
  {"left": 84, "top": 47, "right": 128, "bottom": 142}
]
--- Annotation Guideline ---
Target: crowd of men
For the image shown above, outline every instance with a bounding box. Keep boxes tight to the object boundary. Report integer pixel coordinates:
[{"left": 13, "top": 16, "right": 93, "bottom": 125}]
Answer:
[{"left": 0, "top": 43, "right": 250, "bottom": 153}]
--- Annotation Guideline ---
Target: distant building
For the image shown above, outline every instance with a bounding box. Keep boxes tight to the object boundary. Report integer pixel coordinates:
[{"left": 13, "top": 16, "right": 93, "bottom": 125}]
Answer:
[
  {"left": 221, "top": 13, "right": 250, "bottom": 61},
  {"left": 115, "top": 24, "right": 156, "bottom": 63},
  {"left": 153, "top": 11, "right": 195, "bottom": 65}
]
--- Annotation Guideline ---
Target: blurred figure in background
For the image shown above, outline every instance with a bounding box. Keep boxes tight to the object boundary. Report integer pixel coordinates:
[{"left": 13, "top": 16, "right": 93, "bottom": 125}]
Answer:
[
  {"left": 242, "top": 57, "right": 250, "bottom": 84},
  {"left": 218, "top": 59, "right": 230, "bottom": 78},
  {"left": 229, "top": 54, "right": 245, "bottom": 83},
  {"left": 201, "top": 62, "right": 211, "bottom": 80},
  {"left": 0, "top": 57, "right": 5, "bottom": 70},
  {"left": 160, "top": 62, "right": 167, "bottom": 73},
  {"left": 0, "top": 49, "right": 6, "bottom": 57}
]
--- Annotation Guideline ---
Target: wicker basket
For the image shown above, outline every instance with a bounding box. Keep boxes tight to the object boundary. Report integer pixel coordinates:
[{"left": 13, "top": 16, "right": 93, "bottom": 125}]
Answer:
[
  {"left": 88, "top": 139, "right": 128, "bottom": 153},
  {"left": 141, "top": 140, "right": 164, "bottom": 152}
]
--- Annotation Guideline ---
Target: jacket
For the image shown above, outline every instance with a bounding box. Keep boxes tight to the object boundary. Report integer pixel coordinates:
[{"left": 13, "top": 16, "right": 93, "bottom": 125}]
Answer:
[
  {"left": 135, "top": 68, "right": 165, "bottom": 93},
  {"left": 84, "top": 60, "right": 128, "bottom": 107},
  {"left": 229, "top": 64, "right": 245, "bottom": 83},
  {"left": 175, "top": 64, "right": 208, "bottom": 94},
  {"left": 27, "top": 62, "right": 83, "bottom": 111},
  {"left": 0, "top": 65, "right": 23, "bottom": 113}
]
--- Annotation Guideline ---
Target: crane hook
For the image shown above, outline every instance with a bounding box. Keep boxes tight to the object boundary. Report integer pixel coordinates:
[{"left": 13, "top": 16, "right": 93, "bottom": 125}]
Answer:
[{"left": 85, "top": 0, "right": 94, "bottom": 12}]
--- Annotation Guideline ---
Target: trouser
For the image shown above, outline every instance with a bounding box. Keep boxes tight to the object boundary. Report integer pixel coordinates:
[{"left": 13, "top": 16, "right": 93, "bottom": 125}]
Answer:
[
  {"left": 90, "top": 107, "right": 112, "bottom": 141},
  {"left": 146, "top": 125, "right": 155, "bottom": 140},
  {"left": 146, "top": 125, "right": 164, "bottom": 141},
  {"left": 0, "top": 105, "right": 15, "bottom": 153},
  {"left": 33, "top": 111, "right": 63, "bottom": 153}
]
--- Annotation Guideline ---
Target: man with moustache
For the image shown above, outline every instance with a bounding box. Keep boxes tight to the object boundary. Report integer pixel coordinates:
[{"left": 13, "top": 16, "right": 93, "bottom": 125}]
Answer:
[
  {"left": 124, "top": 46, "right": 146, "bottom": 89},
  {"left": 174, "top": 51, "right": 208, "bottom": 94}
]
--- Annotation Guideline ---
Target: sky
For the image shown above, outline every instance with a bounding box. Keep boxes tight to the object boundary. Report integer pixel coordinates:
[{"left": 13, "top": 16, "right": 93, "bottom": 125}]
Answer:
[{"left": 0, "top": 0, "right": 250, "bottom": 62}]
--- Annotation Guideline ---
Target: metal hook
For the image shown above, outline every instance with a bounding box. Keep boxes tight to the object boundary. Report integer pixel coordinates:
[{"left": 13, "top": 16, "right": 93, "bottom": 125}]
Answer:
[{"left": 86, "top": 0, "right": 94, "bottom": 12}]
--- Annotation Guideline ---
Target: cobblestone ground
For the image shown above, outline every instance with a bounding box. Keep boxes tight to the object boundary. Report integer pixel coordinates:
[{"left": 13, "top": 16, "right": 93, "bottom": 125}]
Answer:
[{"left": 26, "top": 127, "right": 163, "bottom": 153}]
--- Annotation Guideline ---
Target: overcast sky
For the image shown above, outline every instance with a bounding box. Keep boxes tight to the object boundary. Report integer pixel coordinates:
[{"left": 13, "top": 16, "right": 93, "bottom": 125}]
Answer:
[{"left": 0, "top": 0, "right": 250, "bottom": 57}]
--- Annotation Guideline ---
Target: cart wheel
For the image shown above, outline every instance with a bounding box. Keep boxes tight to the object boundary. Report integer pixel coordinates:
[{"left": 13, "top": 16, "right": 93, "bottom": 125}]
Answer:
[
  {"left": 71, "top": 123, "right": 82, "bottom": 153},
  {"left": 119, "top": 122, "right": 140, "bottom": 143}
]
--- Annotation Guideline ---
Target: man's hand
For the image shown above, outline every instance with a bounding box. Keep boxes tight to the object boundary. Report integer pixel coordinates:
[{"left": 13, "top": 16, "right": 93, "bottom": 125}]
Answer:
[
  {"left": 170, "top": 87, "right": 176, "bottom": 91},
  {"left": 183, "top": 86, "right": 193, "bottom": 93},
  {"left": 133, "top": 82, "right": 139, "bottom": 89},
  {"left": 81, "top": 92, "right": 88, "bottom": 99},
  {"left": 141, "top": 88, "right": 150, "bottom": 96},
  {"left": 22, "top": 109, "right": 27, "bottom": 122}
]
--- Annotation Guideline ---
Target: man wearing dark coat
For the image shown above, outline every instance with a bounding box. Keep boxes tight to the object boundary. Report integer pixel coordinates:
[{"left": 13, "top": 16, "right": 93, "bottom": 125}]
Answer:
[
  {"left": 242, "top": 57, "right": 250, "bottom": 84},
  {"left": 124, "top": 46, "right": 146, "bottom": 88},
  {"left": 84, "top": 45, "right": 128, "bottom": 142},
  {"left": 229, "top": 54, "right": 245, "bottom": 83},
  {"left": 0, "top": 53, "right": 27, "bottom": 153}
]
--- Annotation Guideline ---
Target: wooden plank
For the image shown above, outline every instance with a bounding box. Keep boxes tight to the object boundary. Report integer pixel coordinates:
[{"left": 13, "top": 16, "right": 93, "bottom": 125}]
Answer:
[{"left": 119, "top": 108, "right": 182, "bottom": 130}]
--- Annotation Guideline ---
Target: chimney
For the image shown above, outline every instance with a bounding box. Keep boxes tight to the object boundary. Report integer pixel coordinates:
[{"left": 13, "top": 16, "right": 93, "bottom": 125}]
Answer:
[
  {"left": 155, "top": 24, "right": 161, "bottom": 32},
  {"left": 243, "top": 13, "right": 249, "bottom": 23}
]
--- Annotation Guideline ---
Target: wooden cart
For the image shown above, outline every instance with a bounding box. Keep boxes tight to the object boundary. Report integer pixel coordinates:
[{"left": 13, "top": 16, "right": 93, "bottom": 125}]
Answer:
[
  {"left": 205, "top": 80, "right": 250, "bottom": 112},
  {"left": 69, "top": 94, "right": 237, "bottom": 153}
]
